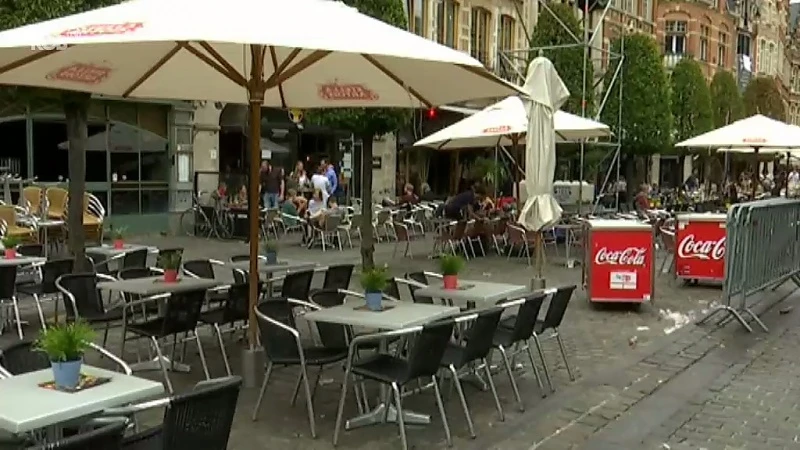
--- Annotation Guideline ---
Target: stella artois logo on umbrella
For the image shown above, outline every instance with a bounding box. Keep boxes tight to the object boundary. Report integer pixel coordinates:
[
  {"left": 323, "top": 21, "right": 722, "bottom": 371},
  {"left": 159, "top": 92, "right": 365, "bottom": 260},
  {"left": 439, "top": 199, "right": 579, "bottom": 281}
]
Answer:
[
  {"left": 742, "top": 137, "right": 767, "bottom": 144},
  {"left": 58, "top": 22, "right": 144, "bottom": 37},
  {"left": 318, "top": 82, "right": 378, "bottom": 101},
  {"left": 46, "top": 63, "right": 112, "bottom": 85},
  {"left": 483, "top": 125, "right": 511, "bottom": 134}
]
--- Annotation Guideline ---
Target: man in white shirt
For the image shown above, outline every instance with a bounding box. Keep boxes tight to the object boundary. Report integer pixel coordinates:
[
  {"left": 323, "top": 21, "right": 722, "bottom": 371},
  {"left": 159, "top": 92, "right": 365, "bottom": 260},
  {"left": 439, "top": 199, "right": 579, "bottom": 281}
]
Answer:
[{"left": 310, "top": 166, "right": 330, "bottom": 206}]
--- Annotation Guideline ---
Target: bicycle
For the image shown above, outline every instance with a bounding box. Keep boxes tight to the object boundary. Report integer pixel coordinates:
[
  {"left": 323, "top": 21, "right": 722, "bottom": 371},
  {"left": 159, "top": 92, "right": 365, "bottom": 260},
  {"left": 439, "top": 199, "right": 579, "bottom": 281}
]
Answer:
[{"left": 179, "top": 192, "right": 218, "bottom": 238}]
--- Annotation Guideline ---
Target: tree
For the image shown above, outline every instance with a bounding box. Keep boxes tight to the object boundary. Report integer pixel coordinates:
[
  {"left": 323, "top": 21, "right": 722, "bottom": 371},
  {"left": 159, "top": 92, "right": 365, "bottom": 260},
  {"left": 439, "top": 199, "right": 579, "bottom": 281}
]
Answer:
[
  {"left": 0, "top": 0, "right": 120, "bottom": 271},
  {"left": 601, "top": 33, "right": 671, "bottom": 190},
  {"left": 530, "top": 3, "right": 594, "bottom": 115},
  {"left": 710, "top": 70, "right": 743, "bottom": 127},
  {"left": 743, "top": 76, "right": 785, "bottom": 120},
  {"left": 670, "top": 58, "right": 712, "bottom": 143},
  {"left": 307, "top": 0, "right": 408, "bottom": 269}
]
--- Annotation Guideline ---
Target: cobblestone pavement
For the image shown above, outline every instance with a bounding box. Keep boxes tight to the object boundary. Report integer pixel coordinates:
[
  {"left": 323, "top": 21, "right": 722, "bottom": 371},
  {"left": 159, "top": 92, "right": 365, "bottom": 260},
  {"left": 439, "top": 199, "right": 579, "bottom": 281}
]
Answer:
[{"left": 0, "top": 232, "right": 745, "bottom": 449}]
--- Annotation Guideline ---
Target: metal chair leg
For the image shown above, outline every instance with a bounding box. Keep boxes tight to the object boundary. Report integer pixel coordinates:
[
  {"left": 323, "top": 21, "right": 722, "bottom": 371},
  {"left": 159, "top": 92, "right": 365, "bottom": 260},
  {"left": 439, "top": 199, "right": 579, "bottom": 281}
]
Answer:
[
  {"left": 532, "top": 334, "right": 554, "bottom": 392},
  {"left": 333, "top": 367, "right": 350, "bottom": 446},
  {"left": 252, "top": 361, "right": 274, "bottom": 421},
  {"left": 150, "top": 337, "right": 172, "bottom": 394},
  {"left": 431, "top": 375, "right": 452, "bottom": 446},
  {"left": 556, "top": 331, "right": 576, "bottom": 381},
  {"left": 214, "top": 323, "right": 232, "bottom": 376},
  {"left": 194, "top": 328, "right": 211, "bottom": 380},
  {"left": 481, "top": 358, "right": 504, "bottom": 421},
  {"left": 300, "top": 365, "right": 317, "bottom": 438},
  {"left": 290, "top": 371, "right": 303, "bottom": 406},
  {"left": 448, "top": 365, "right": 475, "bottom": 438},
  {"left": 497, "top": 345, "right": 524, "bottom": 412},
  {"left": 31, "top": 294, "right": 45, "bottom": 330},
  {"left": 392, "top": 382, "right": 409, "bottom": 450},
  {"left": 11, "top": 296, "right": 23, "bottom": 340},
  {"left": 524, "top": 343, "right": 546, "bottom": 397}
]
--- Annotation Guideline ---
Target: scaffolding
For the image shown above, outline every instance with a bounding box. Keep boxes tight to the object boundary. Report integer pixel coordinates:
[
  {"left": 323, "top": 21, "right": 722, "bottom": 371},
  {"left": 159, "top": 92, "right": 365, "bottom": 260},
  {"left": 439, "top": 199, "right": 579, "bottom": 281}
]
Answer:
[{"left": 496, "top": 0, "right": 628, "bottom": 213}]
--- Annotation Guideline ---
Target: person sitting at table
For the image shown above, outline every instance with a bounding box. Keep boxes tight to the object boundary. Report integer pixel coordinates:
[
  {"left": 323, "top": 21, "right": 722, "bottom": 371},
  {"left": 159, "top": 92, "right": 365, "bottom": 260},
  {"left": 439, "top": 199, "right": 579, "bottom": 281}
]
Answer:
[
  {"left": 634, "top": 184, "right": 650, "bottom": 217},
  {"left": 233, "top": 185, "right": 247, "bottom": 205},
  {"left": 399, "top": 183, "right": 419, "bottom": 208},
  {"left": 444, "top": 185, "right": 486, "bottom": 220},
  {"left": 286, "top": 189, "right": 307, "bottom": 215}
]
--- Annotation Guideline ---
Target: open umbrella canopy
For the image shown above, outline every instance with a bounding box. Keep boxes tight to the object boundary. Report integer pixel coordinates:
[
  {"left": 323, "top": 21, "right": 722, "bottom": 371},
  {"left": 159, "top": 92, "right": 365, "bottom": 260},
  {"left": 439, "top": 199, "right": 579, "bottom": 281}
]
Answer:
[
  {"left": 0, "top": 0, "right": 519, "bottom": 106},
  {"left": 414, "top": 96, "right": 610, "bottom": 149},
  {"left": 675, "top": 114, "right": 800, "bottom": 149}
]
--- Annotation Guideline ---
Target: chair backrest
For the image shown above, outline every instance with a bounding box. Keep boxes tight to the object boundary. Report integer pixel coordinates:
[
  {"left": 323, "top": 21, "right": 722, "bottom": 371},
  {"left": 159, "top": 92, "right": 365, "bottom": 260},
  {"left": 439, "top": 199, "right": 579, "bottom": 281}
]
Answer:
[
  {"left": 502, "top": 293, "right": 547, "bottom": 343},
  {"left": 0, "top": 265, "right": 17, "bottom": 298},
  {"left": 0, "top": 205, "right": 17, "bottom": 226},
  {"left": 232, "top": 268, "right": 248, "bottom": 284},
  {"left": 451, "top": 221, "right": 467, "bottom": 240},
  {"left": 405, "top": 319, "right": 456, "bottom": 380},
  {"left": 405, "top": 272, "right": 428, "bottom": 285},
  {"left": 156, "top": 248, "right": 184, "bottom": 270},
  {"left": 46, "top": 188, "right": 68, "bottom": 218},
  {"left": 22, "top": 186, "right": 42, "bottom": 212},
  {"left": 16, "top": 244, "right": 43, "bottom": 257},
  {"left": 121, "top": 249, "right": 148, "bottom": 270},
  {"left": 118, "top": 267, "right": 159, "bottom": 280},
  {"left": 41, "top": 258, "right": 75, "bottom": 295},
  {"left": 309, "top": 289, "right": 349, "bottom": 349},
  {"left": 324, "top": 214, "right": 342, "bottom": 231},
  {"left": 323, "top": 264, "right": 354, "bottom": 291},
  {"left": 461, "top": 307, "right": 504, "bottom": 362},
  {"left": 222, "top": 283, "right": 257, "bottom": 323},
  {"left": 0, "top": 340, "right": 50, "bottom": 375},
  {"left": 383, "top": 278, "right": 400, "bottom": 301},
  {"left": 280, "top": 270, "right": 314, "bottom": 300},
  {"left": 56, "top": 273, "right": 105, "bottom": 320},
  {"left": 540, "top": 285, "right": 576, "bottom": 330},
  {"left": 506, "top": 224, "right": 525, "bottom": 244},
  {"left": 230, "top": 255, "right": 249, "bottom": 263},
  {"left": 183, "top": 259, "right": 215, "bottom": 279},
  {"left": 26, "top": 419, "right": 126, "bottom": 450},
  {"left": 256, "top": 299, "right": 300, "bottom": 361},
  {"left": 393, "top": 222, "right": 410, "bottom": 241},
  {"left": 159, "top": 289, "right": 207, "bottom": 336},
  {"left": 160, "top": 376, "right": 242, "bottom": 450}
]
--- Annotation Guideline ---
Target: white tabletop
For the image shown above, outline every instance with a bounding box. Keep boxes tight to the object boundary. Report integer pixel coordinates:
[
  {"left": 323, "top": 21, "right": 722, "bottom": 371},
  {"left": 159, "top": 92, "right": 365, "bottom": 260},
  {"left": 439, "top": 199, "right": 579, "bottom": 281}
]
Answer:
[
  {"left": 304, "top": 301, "right": 459, "bottom": 330},
  {"left": 86, "top": 244, "right": 152, "bottom": 257},
  {"left": 227, "top": 259, "right": 316, "bottom": 274},
  {"left": 414, "top": 280, "right": 528, "bottom": 305},
  {"left": 0, "top": 365, "right": 164, "bottom": 434},
  {"left": 0, "top": 255, "right": 46, "bottom": 267},
  {"left": 37, "top": 220, "right": 65, "bottom": 228},
  {"left": 98, "top": 276, "right": 220, "bottom": 296}
]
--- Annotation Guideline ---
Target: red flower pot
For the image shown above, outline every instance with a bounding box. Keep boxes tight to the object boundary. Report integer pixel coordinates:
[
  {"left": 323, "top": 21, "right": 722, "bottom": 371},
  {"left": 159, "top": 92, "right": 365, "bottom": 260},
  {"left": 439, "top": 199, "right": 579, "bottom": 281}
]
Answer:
[
  {"left": 113, "top": 239, "right": 124, "bottom": 250},
  {"left": 443, "top": 275, "right": 458, "bottom": 290},
  {"left": 3, "top": 248, "right": 15, "bottom": 259},
  {"left": 163, "top": 269, "right": 179, "bottom": 283}
]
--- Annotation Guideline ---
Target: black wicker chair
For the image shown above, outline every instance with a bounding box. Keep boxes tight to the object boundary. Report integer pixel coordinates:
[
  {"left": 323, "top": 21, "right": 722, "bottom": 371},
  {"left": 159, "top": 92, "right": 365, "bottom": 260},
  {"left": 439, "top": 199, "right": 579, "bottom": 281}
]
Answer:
[
  {"left": 18, "top": 258, "right": 74, "bottom": 324},
  {"left": 309, "top": 264, "right": 354, "bottom": 297},
  {"left": 120, "top": 249, "right": 148, "bottom": 271},
  {"left": 270, "top": 269, "right": 313, "bottom": 301},
  {"left": 182, "top": 259, "right": 227, "bottom": 303},
  {"left": 26, "top": 419, "right": 127, "bottom": 450},
  {"left": 200, "top": 282, "right": 260, "bottom": 376},
  {"left": 0, "top": 265, "right": 43, "bottom": 339},
  {"left": 15, "top": 244, "right": 43, "bottom": 257},
  {"left": 55, "top": 273, "right": 123, "bottom": 349}
]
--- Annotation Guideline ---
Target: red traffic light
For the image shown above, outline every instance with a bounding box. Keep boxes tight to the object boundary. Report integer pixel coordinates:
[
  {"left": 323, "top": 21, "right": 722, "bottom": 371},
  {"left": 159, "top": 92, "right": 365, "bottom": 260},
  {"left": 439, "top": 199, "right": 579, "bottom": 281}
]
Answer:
[{"left": 427, "top": 108, "right": 437, "bottom": 119}]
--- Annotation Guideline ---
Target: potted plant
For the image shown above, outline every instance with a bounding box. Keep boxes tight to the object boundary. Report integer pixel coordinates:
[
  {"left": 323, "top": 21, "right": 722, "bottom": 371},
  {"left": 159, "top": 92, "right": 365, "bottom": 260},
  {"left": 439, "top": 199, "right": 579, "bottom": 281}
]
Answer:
[
  {"left": 439, "top": 254, "right": 465, "bottom": 290},
  {"left": 1, "top": 236, "right": 19, "bottom": 259},
  {"left": 262, "top": 240, "right": 278, "bottom": 264},
  {"left": 157, "top": 251, "right": 182, "bottom": 283},
  {"left": 360, "top": 266, "right": 389, "bottom": 311},
  {"left": 109, "top": 227, "right": 126, "bottom": 249},
  {"left": 35, "top": 321, "right": 96, "bottom": 390}
]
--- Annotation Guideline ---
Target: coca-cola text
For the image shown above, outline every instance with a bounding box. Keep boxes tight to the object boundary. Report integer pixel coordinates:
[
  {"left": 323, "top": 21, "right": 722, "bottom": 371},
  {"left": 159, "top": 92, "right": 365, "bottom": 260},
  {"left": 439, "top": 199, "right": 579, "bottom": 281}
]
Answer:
[
  {"left": 594, "top": 247, "right": 646, "bottom": 266},
  {"left": 677, "top": 234, "right": 725, "bottom": 260}
]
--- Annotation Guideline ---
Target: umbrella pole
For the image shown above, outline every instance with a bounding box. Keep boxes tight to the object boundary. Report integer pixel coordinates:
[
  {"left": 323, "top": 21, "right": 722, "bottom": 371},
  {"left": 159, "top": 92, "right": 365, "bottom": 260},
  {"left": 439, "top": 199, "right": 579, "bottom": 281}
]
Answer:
[
  {"left": 752, "top": 147, "right": 759, "bottom": 198},
  {"left": 513, "top": 134, "right": 522, "bottom": 210},
  {"left": 243, "top": 45, "right": 267, "bottom": 389}
]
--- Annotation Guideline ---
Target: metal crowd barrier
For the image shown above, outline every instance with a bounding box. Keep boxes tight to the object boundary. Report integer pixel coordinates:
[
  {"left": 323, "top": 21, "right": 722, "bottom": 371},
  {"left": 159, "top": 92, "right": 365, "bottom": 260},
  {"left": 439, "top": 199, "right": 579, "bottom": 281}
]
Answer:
[{"left": 697, "top": 198, "right": 800, "bottom": 332}]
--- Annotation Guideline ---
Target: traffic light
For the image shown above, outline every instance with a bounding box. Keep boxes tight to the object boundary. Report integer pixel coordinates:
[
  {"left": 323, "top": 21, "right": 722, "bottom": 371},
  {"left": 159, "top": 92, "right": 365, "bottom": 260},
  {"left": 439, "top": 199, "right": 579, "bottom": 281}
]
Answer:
[{"left": 577, "top": 0, "right": 608, "bottom": 12}]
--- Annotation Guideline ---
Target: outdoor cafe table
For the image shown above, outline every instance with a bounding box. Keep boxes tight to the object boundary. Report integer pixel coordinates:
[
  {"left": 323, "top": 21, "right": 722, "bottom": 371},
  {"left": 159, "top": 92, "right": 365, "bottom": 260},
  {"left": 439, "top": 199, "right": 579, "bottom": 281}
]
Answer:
[
  {"left": 414, "top": 280, "right": 528, "bottom": 309},
  {"left": 97, "top": 276, "right": 221, "bottom": 373},
  {"left": 0, "top": 255, "right": 45, "bottom": 267},
  {"left": 85, "top": 243, "right": 153, "bottom": 259},
  {"left": 226, "top": 259, "right": 316, "bottom": 275},
  {"left": 303, "top": 301, "right": 459, "bottom": 430},
  {"left": 0, "top": 365, "right": 164, "bottom": 435}
]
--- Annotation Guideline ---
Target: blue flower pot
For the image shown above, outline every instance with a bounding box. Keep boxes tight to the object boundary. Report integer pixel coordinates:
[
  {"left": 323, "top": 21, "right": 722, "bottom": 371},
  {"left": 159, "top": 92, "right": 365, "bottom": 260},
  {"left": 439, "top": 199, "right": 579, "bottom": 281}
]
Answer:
[
  {"left": 51, "top": 359, "right": 82, "bottom": 389},
  {"left": 365, "top": 292, "right": 382, "bottom": 311},
  {"left": 265, "top": 251, "right": 277, "bottom": 265}
]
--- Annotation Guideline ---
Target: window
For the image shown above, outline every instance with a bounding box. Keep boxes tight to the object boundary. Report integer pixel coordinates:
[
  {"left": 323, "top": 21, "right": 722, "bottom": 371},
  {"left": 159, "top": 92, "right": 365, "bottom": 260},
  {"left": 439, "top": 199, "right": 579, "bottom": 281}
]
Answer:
[
  {"left": 642, "top": 0, "right": 653, "bottom": 21},
  {"left": 436, "top": 0, "right": 458, "bottom": 48},
  {"left": 621, "top": 0, "right": 633, "bottom": 14},
  {"left": 769, "top": 42, "right": 776, "bottom": 74},
  {"left": 700, "top": 25, "right": 709, "bottom": 61},
  {"left": 664, "top": 21, "right": 687, "bottom": 55},
  {"left": 718, "top": 32, "right": 728, "bottom": 67},
  {"left": 470, "top": 7, "right": 491, "bottom": 66},
  {"left": 737, "top": 33, "right": 751, "bottom": 57},
  {"left": 407, "top": 0, "right": 427, "bottom": 36},
  {"left": 498, "top": 15, "right": 515, "bottom": 53}
]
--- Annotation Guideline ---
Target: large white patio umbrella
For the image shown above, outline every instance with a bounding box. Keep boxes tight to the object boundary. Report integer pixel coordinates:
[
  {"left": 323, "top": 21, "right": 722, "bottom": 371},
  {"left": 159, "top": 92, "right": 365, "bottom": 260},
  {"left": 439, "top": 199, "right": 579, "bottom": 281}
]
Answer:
[
  {"left": 0, "top": 0, "right": 520, "bottom": 352},
  {"left": 517, "top": 57, "right": 569, "bottom": 281},
  {"left": 414, "top": 95, "right": 610, "bottom": 149}
]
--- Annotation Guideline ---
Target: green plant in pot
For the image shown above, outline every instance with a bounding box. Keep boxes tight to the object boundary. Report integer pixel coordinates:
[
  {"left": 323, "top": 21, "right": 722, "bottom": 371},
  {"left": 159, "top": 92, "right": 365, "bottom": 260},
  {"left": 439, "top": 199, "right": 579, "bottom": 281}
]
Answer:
[
  {"left": 262, "top": 240, "right": 278, "bottom": 264},
  {"left": 157, "top": 251, "right": 182, "bottom": 283},
  {"left": 439, "top": 254, "right": 465, "bottom": 290},
  {"left": 35, "top": 321, "right": 96, "bottom": 390},
  {"left": 1, "top": 235, "right": 19, "bottom": 259},
  {"left": 109, "top": 226, "right": 126, "bottom": 249},
  {"left": 360, "top": 266, "right": 389, "bottom": 311}
]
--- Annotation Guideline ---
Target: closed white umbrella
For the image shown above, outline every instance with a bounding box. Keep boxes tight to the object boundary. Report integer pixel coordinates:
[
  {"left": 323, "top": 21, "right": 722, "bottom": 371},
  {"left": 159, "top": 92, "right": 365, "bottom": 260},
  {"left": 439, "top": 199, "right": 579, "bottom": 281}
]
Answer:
[{"left": 517, "top": 57, "right": 569, "bottom": 232}]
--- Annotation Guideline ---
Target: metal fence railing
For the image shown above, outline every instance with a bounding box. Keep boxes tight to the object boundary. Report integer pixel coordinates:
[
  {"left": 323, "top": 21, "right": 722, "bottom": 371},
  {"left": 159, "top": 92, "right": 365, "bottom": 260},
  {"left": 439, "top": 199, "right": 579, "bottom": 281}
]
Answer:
[{"left": 697, "top": 199, "right": 800, "bottom": 332}]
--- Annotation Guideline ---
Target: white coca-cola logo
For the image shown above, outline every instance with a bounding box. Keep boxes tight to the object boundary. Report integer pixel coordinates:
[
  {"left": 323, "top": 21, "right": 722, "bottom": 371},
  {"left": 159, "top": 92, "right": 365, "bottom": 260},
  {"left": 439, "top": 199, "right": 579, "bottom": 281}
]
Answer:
[
  {"left": 677, "top": 234, "right": 725, "bottom": 260},
  {"left": 594, "top": 247, "right": 646, "bottom": 266}
]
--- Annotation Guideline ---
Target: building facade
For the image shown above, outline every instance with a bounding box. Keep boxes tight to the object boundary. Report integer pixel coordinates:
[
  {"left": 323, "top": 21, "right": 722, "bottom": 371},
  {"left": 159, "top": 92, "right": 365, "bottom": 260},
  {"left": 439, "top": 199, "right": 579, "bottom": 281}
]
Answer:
[{"left": 787, "top": 3, "right": 800, "bottom": 126}]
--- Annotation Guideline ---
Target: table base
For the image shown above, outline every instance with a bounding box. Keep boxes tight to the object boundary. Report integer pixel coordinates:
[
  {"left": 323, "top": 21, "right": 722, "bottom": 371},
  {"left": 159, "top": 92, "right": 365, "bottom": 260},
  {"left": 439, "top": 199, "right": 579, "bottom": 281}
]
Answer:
[
  {"left": 346, "top": 403, "right": 430, "bottom": 430},
  {"left": 130, "top": 356, "right": 191, "bottom": 373}
]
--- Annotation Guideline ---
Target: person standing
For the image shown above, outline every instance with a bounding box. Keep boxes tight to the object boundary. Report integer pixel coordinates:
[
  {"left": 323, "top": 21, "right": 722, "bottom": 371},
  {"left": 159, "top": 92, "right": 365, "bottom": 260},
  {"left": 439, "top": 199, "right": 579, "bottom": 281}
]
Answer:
[
  {"left": 322, "top": 158, "right": 338, "bottom": 201},
  {"left": 310, "top": 164, "right": 330, "bottom": 206},
  {"left": 259, "top": 160, "right": 284, "bottom": 209}
]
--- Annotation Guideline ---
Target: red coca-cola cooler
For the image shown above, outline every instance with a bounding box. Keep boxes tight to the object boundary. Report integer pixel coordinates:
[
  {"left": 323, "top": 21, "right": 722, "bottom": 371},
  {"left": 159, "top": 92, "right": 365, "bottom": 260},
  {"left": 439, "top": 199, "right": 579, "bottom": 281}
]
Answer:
[
  {"left": 674, "top": 213, "right": 726, "bottom": 282},
  {"left": 583, "top": 219, "right": 654, "bottom": 303}
]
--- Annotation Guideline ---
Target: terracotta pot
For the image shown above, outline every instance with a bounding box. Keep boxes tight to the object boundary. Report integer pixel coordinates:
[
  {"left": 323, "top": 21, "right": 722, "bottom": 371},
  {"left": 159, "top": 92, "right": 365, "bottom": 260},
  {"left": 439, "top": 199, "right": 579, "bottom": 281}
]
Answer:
[
  {"left": 443, "top": 274, "right": 458, "bottom": 290},
  {"left": 113, "top": 239, "right": 124, "bottom": 250},
  {"left": 163, "top": 269, "right": 179, "bottom": 283},
  {"left": 3, "top": 248, "right": 15, "bottom": 259}
]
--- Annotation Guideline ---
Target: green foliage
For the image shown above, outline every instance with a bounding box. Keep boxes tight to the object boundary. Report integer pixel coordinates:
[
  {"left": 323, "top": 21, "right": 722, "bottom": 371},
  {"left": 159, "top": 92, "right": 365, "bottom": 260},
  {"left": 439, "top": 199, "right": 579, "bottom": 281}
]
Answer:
[
  {"left": 157, "top": 250, "right": 182, "bottom": 270},
  {"left": 1, "top": 235, "right": 19, "bottom": 248},
  {"left": 306, "top": 0, "right": 410, "bottom": 138},
  {"left": 35, "top": 321, "right": 96, "bottom": 362},
  {"left": 710, "top": 70, "right": 743, "bottom": 127},
  {"left": 359, "top": 266, "right": 389, "bottom": 293},
  {"left": 601, "top": 34, "right": 672, "bottom": 155},
  {"left": 439, "top": 254, "right": 465, "bottom": 275},
  {"left": 530, "top": 3, "right": 594, "bottom": 114},
  {"left": 670, "top": 58, "right": 712, "bottom": 143},
  {"left": 743, "top": 76, "right": 785, "bottom": 120},
  {"left": 469, "top": 156, "right": 508, "bottom": 187},
  {"left": 107, "top": 226, "right": 125, "bottom": 239}
]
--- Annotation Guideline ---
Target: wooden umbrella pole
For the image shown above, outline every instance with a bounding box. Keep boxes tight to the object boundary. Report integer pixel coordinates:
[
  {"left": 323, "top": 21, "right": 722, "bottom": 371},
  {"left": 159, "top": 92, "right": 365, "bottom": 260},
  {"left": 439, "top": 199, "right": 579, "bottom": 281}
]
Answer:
[{"left": 247, "top": 45, "right": 266, "bottom": 350}]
